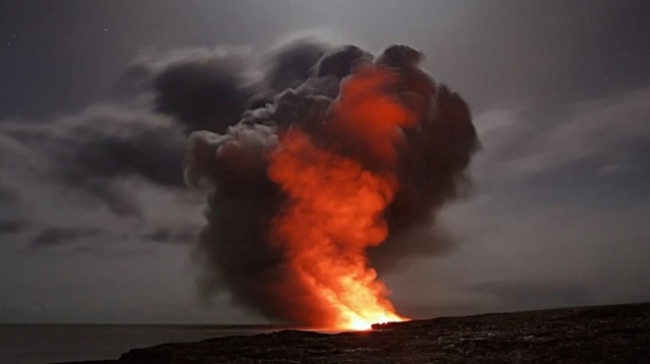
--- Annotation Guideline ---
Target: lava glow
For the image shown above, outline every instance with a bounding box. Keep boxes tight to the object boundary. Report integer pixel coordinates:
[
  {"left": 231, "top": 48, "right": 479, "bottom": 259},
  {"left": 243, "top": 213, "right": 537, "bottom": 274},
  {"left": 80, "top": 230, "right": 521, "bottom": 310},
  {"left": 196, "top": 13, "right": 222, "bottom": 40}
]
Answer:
[{"left": 267, "top": 66, "right": 412, "bottom": 330}]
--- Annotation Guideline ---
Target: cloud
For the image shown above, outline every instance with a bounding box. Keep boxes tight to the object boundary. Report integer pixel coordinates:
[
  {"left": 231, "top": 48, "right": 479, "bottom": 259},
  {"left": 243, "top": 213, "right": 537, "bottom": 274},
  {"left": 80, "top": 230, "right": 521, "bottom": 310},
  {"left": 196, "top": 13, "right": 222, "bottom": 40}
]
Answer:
[
  {"left": 0, "top": 182, "right": 20, "bottom": 204},
  {"left": 31, "top": 227, "right": 103, "bottom": 248},
  {"left": 474, "top": 87, "right": 650, "bottom": 179},
  {"left": 143, "top": 225, "right": 199, "bottom": 244},
  {"left": 0, "top": 90, "right": 211, "bottom": 248},
  {"left": 0, "top": 220, "right": 26, "bottom": 235},
  {"left": 400, "top": 85, "right": 650, "bottom": 315},
  {"left": 426, "top": 199, "right": 650, "bottom": 314},
  {"left": 0, "top": 105, "right": 187, "bottom": 218},
  {"left": 28, "top": 224, "right": 200, "bottom": 248}
]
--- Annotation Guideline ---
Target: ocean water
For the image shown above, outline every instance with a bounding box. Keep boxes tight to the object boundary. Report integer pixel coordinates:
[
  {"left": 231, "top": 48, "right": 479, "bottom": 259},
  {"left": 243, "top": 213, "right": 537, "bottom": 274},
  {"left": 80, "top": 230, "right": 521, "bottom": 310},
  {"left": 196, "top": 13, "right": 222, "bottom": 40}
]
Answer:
[{"left": 0, "top": 324, "right": 282, "bottom": 364}]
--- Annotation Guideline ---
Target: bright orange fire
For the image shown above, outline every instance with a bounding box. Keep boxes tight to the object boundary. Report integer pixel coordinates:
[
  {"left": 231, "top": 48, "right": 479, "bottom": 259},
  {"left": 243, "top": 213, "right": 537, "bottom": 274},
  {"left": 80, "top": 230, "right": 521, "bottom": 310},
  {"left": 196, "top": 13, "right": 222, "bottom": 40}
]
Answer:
[{"left": 267, "top": 66, "right": 413, "bottom": 330}]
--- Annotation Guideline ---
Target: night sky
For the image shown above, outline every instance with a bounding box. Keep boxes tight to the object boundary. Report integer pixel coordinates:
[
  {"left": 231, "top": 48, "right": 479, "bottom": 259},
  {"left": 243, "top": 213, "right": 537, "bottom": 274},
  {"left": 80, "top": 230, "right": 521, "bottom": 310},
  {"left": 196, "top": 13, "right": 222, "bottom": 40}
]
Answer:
[{"left": 1, "top": 0, "right": 650, "bottom": 324}]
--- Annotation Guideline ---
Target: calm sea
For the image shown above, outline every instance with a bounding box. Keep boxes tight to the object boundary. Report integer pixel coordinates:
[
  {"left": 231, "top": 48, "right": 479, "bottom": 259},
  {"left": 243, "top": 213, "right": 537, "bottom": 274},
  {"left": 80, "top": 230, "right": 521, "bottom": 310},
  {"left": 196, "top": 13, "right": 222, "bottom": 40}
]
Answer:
[{"left": 0, "top": 324, "right": 283, "bottom": 364}]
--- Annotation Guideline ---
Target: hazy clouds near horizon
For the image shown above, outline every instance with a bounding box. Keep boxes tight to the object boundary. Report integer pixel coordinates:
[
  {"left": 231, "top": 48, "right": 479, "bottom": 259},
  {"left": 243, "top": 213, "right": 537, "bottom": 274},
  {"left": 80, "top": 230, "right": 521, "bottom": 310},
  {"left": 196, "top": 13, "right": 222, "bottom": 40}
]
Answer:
[{"left": 1, "top": 0, "right": 649, "bottom": 324}]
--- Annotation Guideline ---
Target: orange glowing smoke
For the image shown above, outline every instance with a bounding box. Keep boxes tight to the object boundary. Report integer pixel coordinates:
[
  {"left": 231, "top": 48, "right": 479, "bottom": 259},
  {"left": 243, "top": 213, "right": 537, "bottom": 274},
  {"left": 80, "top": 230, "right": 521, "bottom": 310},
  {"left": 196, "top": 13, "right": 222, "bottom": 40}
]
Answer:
[{"left": 267, "top": 66, "right": 414, "bottom": 330}]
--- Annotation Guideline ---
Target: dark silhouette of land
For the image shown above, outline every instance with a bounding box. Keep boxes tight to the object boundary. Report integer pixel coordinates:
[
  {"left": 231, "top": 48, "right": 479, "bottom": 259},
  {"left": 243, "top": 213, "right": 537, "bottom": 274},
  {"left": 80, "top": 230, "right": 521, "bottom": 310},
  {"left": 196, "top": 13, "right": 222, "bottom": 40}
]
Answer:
[{"left": 56, "top": 302, "right": 650, "bottom": 363}]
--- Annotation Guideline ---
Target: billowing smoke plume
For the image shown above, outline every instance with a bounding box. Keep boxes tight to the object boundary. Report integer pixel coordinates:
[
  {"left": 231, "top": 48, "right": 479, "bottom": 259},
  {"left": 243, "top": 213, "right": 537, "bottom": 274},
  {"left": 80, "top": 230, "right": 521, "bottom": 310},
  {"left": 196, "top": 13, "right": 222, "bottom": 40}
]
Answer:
[{"left": 185, "top": 40, "right": 478, "bottom": 327}]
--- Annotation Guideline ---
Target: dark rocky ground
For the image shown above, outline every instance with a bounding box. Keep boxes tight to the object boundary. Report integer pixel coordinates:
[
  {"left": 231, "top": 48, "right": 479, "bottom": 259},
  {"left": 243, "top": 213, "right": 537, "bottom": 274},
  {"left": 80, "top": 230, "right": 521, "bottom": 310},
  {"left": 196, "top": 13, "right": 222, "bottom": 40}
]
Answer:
[{"left": 61, "top": 302, "right": 650, "bottom": 363}]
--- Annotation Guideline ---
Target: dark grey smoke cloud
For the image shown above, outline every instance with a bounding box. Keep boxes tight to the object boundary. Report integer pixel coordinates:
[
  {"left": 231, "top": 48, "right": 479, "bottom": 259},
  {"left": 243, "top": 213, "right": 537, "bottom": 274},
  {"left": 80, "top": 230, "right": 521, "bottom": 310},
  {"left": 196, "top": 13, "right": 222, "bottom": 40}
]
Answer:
[
  {"left": 136, "top": 51, "right": 253, "bottom": 134},
  {"left": 127, "top": 39, "right": 333, "bottom": 134},
  {"left": 185, "top": 41, "right": 479, "bottom": 325},
  {"left": 265, "top": 37, "right": 331, "bottom": 92}
]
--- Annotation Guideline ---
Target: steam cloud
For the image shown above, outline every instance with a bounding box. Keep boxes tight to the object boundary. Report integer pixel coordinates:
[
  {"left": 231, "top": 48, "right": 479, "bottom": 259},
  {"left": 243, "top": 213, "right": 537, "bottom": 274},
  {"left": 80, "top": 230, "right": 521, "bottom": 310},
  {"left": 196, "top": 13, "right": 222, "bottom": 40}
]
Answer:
[{"left": 184, "top": 39, "right": 479, "bottom": 325}]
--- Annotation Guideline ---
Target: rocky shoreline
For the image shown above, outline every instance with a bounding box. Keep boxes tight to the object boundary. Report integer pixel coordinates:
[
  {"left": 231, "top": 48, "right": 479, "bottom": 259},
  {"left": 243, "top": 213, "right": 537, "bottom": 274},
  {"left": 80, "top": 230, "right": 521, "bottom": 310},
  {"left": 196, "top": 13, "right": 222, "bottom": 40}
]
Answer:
[{"left": 58, "top": 302, "right": 650, "bottom": 363}]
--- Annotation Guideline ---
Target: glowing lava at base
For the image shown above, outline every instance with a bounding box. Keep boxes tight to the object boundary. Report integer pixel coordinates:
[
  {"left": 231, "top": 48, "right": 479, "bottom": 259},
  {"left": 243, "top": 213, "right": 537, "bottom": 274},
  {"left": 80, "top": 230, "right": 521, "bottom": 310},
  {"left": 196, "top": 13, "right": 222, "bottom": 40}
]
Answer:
[{"left": 267, "top": 66, "right": 414, "bottom": 330}]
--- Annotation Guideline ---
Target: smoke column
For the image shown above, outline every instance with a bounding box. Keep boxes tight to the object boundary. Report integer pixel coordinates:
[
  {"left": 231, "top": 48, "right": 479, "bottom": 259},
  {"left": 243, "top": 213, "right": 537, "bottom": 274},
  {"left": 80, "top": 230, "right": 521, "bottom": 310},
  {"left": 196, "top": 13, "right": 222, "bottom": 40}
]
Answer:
[{"left": 185, "top": 42, "right": 478, "bottom": 329}]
